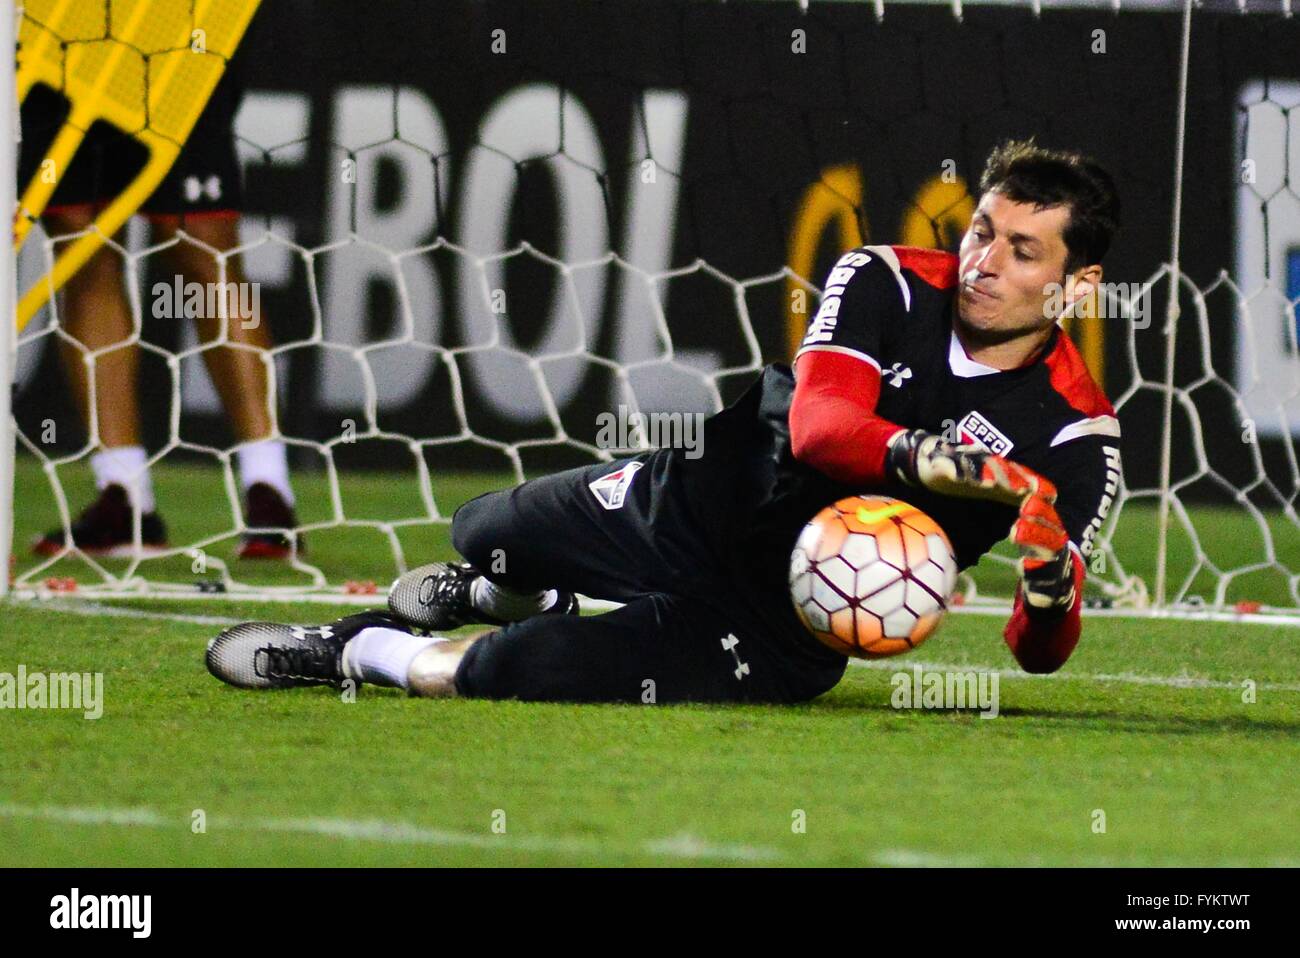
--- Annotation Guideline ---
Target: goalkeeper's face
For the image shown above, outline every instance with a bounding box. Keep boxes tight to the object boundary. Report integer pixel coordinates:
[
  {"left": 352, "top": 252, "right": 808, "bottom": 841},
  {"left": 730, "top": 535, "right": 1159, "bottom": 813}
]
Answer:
[{"left": 955, "top": 190, "right": 1095, "bottom": 344}]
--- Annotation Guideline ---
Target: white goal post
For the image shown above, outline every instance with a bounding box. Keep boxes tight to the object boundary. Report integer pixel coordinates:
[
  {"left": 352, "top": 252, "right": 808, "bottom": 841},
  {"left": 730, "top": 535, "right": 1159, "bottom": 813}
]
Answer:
[
  {"left": 1, "top": 1, "right": 16, "bottom": 600},
  {"left": 3, "top": 0, "right": 1299, "bottom": 624}
]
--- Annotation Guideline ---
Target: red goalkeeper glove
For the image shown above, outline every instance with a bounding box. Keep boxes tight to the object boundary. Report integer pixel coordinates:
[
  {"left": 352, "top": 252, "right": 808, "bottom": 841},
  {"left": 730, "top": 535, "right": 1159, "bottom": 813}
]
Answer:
[
  {"left": 885, "top": 428, "right": 1057, "bottom": 507},
  {"left": 1012, "top": 492, "right": 1075, "bottom": 616}
]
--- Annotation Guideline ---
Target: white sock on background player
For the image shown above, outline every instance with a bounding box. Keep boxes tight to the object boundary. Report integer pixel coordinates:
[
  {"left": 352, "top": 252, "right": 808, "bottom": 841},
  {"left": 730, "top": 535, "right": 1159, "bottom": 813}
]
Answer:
[
  {"left": 92, "top": 441, "right": 294, "bottom": 513},
  {"left": 471, "top": 578, "right": 560, "bottom": 621},
  {"left": 91, "top": 445, "right": 156, "bottom": 513},
  {"left": 342, "top": 627, "right": 444, "bottom": 688},
  {"left": 236, "top": 439, "right": 294, "bottom": 504}
]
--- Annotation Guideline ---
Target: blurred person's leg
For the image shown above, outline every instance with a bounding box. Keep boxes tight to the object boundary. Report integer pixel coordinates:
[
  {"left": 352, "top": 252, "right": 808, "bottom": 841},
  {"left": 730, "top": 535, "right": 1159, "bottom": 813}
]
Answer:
[
  {"left": 158, "top": 215, "right": 275, "bottom": 446},
  {"left": 48, "top": 208, "right": 143, "bottom": 461},
  {"left": 32, "top": 206, "right": 165, "bottom": 555},
  {"left": 158, "top": 213, "right": 297, "bottom": 557}
]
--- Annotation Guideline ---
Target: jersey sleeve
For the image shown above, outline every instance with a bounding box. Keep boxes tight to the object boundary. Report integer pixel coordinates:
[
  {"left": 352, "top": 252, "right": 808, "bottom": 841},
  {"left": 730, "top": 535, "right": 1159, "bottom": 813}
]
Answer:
[
  {"left": 795, "top": 247, "right": 910, "bottom": 372},
  {"left": 1038, "top": 422, "right": 1122, "bottom": 560}
]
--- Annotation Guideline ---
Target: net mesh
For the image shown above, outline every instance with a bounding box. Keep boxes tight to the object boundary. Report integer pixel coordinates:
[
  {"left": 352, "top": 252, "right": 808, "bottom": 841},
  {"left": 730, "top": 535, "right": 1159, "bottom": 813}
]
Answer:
[{"left": 7, "top": 0, "right": 1300, "bottom": 616}]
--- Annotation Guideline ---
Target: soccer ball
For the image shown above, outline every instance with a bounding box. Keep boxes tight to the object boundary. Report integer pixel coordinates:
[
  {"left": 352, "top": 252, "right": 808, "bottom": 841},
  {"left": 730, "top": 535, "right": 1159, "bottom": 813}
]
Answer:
[{"left": 789, "top": 495, "right": 959, "bottom": 658}]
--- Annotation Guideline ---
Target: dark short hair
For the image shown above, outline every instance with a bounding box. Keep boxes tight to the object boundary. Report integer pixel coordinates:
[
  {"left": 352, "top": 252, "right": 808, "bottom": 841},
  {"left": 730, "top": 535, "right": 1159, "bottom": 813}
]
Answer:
[{"left": 978, "top": 138, "right": 1121, "bottom": 273}]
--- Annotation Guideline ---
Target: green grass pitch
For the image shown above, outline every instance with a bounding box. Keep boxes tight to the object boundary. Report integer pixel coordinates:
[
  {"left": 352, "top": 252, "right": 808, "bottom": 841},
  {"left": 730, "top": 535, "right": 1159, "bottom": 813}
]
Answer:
[{"left": 2, "top": 454, "right": 1299, "bottom": 866}]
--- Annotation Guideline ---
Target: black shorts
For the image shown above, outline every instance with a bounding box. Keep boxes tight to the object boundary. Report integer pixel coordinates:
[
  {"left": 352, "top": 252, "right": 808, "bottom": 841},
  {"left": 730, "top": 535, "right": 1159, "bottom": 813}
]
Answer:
[
  {"left": 17, "top": 67, "right": 244, "bottom": 219},
  {"left": 450, "top": 451, "right": 848, "bottom": 705}
]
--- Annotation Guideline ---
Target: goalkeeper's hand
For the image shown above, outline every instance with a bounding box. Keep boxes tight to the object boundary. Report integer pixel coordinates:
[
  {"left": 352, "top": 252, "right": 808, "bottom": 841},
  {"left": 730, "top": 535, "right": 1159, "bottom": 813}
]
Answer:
[
  {"left": 1012, "top": 493, "right": 1076, "bottom": 616},
  {"left": 885, "top": 428, "right": 1057, "bottom": 506}
]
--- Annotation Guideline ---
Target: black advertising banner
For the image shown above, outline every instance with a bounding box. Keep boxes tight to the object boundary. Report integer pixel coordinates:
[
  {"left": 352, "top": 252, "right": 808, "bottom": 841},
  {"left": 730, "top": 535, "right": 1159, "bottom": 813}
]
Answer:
[{"left": 14, "top": 1, "right": 1300, "bottom": 493}]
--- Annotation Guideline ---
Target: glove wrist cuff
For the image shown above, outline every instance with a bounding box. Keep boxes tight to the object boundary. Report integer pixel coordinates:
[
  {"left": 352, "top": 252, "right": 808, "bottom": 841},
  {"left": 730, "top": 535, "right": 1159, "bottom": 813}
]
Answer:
[
  {"left": 1022, "top": 548, "right": 1076, "bottom": 618},
  {"left": 885, "top": 428, "right": 929, "bottom": 487}
]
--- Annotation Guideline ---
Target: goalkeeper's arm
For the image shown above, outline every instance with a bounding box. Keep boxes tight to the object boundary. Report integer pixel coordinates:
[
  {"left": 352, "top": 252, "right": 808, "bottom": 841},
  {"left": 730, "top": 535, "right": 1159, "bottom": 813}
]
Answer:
[
  {"left": 790, "top": 349, "right": 1052, "bottom": 505},
  {"left": 786, "top": 248, "right": 1042, "bottom": 496},
  {"left": 789, "top": 350, "right": 905, "bottom": 484},
  {"left": 1000, "top": 436, "right": 1120, "bottom": 674},
  {"left": 1002, "top": 492, "right": 1085, "bottom": 674}
]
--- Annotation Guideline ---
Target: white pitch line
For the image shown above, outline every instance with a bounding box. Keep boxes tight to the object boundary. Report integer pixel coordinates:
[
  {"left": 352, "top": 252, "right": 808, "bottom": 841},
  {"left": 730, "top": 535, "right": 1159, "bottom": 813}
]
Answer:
[
  {"left": 17, "top": 600, "right": 1300, "bottom": 693},
  {"left": 6, "top": 803, "right": 1291, "bottom": 869},
  {"left": 643, "top": 832, "right": 778, "bottom": 862},
  {"left": 0, "top": 803, "right": 779, "bottom": 864},
  {"left": 871, "top": 848, "right": 979, "bottom": 867},
  {"left": 849, "top": 658, "right": 1300, "bottom": 693},
  {"left": 946, "top": 602, "right": 1300, "bottom": 629},
  {"left": 18, "top": 599, "right": 243, "bottom": 627}
]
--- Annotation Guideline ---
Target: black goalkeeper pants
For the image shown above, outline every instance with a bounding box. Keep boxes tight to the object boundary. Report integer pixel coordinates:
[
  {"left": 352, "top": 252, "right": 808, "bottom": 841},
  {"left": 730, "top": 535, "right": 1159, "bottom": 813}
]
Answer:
[{"left": 450, "top": 452, "right": 847, "bottom": 705}]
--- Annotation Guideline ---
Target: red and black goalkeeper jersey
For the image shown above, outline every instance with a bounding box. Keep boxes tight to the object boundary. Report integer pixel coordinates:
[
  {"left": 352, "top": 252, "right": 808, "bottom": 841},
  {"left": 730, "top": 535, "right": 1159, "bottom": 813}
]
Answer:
[{"left": 679, "top": 244, "right": 1122, "bottom": 588}]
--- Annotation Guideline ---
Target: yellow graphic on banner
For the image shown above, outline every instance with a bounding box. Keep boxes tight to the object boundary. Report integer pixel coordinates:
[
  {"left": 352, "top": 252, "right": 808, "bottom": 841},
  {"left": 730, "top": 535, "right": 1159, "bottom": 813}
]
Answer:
[
  {"left": 900, "top": 174, "right": 973, "bottom": 251},
  {"left": 785, "top": 164, "right": 865, "bottom": 360},
  {"left": 15, "top": 0, "right": 262, "bottom": 330}
]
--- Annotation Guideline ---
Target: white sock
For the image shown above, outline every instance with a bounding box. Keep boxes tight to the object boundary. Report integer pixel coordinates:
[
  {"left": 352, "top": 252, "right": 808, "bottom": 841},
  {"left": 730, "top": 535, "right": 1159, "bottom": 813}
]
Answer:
[
  {"left": 342, "top": 627, "right": 444, "bottom": 689},
  {"left": 471, "top": 578, "right": 559, "bottom": 622},
  {"left": 91, "top": 445, "right": 156, "bottom": 513},
  {"left": 237, "top": 439, "right": 294, "bottom": 505}
]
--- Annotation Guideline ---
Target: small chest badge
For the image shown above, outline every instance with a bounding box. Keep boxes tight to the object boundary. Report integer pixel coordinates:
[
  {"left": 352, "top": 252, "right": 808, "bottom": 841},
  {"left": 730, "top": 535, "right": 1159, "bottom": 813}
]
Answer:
[
  {"left": 956, "top": 411, "right": 1014, "bottom": 455},
  {"left": 588, "top": 461, "right": 644, "bottom": 510}
]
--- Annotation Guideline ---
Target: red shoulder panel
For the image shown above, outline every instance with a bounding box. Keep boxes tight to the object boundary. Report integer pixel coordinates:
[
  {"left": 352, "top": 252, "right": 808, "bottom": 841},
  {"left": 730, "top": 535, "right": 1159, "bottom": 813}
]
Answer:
[
  {"left": 1044, "top": 330, "right": 1115, "bottom": 418},
  {"left": 890, "top": 246, "right": 959, "bottom": 291}
]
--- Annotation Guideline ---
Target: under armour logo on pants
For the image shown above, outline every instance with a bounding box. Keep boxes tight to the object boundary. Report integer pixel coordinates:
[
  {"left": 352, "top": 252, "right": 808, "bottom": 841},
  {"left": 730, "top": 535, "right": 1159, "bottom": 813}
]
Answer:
[{"left": 720, "top": 633, "right": 749, "bottom": 680}]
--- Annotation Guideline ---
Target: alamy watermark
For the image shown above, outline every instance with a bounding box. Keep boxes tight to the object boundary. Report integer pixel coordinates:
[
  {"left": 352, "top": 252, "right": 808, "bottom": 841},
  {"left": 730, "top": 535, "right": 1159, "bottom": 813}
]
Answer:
[
  {"left": 595, "top": 404, "right": 704, "bottom": 459},
  {"left": 151, "top": 274, "right": 260, "bottom": 327},
  {"left": 890, "top": 664, "right": 999, "bottom": 719},
  {"left": 50, "top": 888, "right": 150, "bottom": 938},
  {"left": 1044, "top": 278, "right": 1150, "bottom": 329},
  {"left": 0, "top": 666, "right": 104, "bottom": 720}
]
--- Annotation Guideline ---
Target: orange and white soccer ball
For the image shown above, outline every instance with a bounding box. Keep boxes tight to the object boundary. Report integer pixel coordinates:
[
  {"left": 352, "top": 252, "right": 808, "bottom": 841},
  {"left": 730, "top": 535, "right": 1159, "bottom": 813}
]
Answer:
[{"left": 789, "top": 495, "right": 959, "bottom": 658}]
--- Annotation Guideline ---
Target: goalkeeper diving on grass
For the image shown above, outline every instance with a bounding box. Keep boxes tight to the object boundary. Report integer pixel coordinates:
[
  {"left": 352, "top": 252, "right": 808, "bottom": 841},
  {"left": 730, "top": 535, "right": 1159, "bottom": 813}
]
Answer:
[{"left": 207, "top": 139, "right": 1123, "bottom": 704}]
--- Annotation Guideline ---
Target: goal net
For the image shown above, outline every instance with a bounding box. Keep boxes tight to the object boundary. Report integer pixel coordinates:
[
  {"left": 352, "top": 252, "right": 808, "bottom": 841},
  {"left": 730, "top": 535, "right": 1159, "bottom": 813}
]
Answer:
[{"left": 4, "top": 0, "right": 1299, "bottom": 621}]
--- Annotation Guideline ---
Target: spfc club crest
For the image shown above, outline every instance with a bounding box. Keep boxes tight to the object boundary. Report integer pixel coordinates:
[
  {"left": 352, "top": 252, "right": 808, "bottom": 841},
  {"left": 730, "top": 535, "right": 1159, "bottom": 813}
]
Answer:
[
  {"left": 955, "top": 411, "right": 1014, "bottom": 455},
  {"left": 588, "top": 461, "right": 644, "bottom": 510}
]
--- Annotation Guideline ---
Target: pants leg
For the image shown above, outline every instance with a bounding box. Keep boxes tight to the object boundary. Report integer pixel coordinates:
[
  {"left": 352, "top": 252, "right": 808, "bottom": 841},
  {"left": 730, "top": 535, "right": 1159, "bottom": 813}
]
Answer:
[
  {"left": 453, "top": 593, "right": 835, "bottom": 705},
  {"left": 450, "top": 453, "right": 848, "bottom": 704},
  {"left": 451, "top": 453, "right": 699, "bottom": 602}
]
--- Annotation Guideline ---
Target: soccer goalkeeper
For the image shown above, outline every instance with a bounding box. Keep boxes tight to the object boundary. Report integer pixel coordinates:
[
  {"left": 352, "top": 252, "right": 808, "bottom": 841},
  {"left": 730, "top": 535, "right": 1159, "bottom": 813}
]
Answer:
[{"left": 207, "top": 139, "right": 1122, "bottom": 704}]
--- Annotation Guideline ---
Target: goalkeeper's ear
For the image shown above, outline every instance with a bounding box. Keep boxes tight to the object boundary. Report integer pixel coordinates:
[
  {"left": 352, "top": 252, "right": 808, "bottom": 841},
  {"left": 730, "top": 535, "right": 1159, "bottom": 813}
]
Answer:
[{"left": 1061, "top": 263, "right": 1103, "bottom": 319}]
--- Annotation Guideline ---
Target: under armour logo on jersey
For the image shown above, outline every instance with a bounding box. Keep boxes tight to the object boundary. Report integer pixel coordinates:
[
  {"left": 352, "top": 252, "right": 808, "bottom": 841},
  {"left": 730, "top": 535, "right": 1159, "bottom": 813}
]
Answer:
[
  {"left": 720, "top": 633, "right": 749, "bottom": 681},
  {"left": 885, "top": 363, "right": 913, "bottom": 387},
  {"left": 588, "top": 461, "right": 643, "bottom": 510},
  {"left": 290, "top": 625, "right": 334, "bottom": 642},
  {"left": 183, "top": 174, "right": 223, "bottom": 203}
]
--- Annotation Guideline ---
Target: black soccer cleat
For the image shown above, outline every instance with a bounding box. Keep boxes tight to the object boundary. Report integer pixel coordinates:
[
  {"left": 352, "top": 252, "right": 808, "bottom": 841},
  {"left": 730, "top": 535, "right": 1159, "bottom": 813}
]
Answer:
[
  {"left": 32, "top": 484, "right": 169, "bottom": 558},
  {"left": 205, "top": 610, "right": 408, "bottom": 690},
  {"left": 237, "top": 482, "right": 303, "bottom": 560},
  {"left": 387, "top": 561, "right": 579, "bottom": 631}
]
